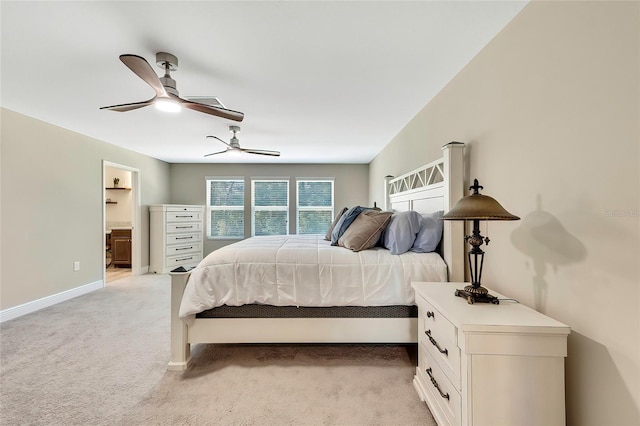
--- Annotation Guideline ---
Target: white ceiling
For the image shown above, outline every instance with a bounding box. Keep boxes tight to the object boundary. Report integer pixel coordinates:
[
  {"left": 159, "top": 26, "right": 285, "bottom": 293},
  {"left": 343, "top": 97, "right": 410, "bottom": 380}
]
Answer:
[{"left": 1, "top": 1, "right": 527, "bottom": 164}]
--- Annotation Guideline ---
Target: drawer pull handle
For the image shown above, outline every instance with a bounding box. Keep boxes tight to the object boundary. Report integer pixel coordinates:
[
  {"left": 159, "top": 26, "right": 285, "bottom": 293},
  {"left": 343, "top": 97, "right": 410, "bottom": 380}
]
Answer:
[
  {"left": 425, "top": 330, "right": 448, "bottom": 356},
  {"left": 426, "top": 368, "right": 450, "bottom": 401},
  {"left": 175, "top": 257, "right": 193, "bottom": 262},
  {"left": 176, "top": 226, "right": 194, "bottom": 229},
  {"left": 175, "top": 246, "right": 193, "bottom": 251},
  {"left": 426, "top": 311, "right": 435, "bottom": 319},
  {"left": 175, "top": 215, "right": 193, "bottom": 218},
  {"left": 176, "top": 236, "right": 194, "bottom": 240}
]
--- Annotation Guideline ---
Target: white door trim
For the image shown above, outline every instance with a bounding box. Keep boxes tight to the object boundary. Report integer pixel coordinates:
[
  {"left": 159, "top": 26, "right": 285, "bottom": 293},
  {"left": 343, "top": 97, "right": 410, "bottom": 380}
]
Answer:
[{"left": 102, "top": 161, "right": 142, "bottom": 282}]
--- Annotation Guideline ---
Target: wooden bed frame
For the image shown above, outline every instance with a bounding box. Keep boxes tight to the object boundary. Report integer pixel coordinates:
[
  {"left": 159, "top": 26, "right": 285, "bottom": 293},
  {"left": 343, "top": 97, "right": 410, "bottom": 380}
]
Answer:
[{"left": 167, "top": 142, "right": 465, "bottom": 370}]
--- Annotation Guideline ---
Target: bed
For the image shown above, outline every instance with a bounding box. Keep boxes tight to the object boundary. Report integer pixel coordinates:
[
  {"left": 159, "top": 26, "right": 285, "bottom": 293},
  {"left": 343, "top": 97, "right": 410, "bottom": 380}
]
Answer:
[{"left": 167, "top": 142, "right": 466, "bottom": 370}]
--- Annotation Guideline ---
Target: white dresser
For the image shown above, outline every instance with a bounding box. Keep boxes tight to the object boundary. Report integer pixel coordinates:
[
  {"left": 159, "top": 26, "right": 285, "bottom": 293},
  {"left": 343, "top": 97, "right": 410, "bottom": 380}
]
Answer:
[
  {"left": 412, "top": 282, "right": 570, "bottom": 426},
  {"left": 149, "top": 204, "right": 204, "bottom": 273}
]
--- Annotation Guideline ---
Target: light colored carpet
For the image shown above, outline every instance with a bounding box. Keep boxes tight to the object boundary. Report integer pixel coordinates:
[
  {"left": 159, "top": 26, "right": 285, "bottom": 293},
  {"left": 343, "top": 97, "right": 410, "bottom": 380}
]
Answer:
[{"left": 0, "top": 274, "right": 436, "bottom": 426}]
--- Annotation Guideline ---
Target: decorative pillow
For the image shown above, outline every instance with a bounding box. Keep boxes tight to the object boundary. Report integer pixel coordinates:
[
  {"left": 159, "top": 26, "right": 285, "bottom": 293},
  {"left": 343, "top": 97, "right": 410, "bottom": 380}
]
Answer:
[
  {"left": 338, "top": 210, "right": 393, "bottom": 252},
  {"left": 411, "top": 211, "right": 444, "bottom": 253},
  {"left": 383, "top": 210, "right": 423, "bottom": 255},
  {"left": 325, "top": 207, "right": 348, "bottom": 241},
  {"left": 330, "top": 206, "right": 366, "bottom": 246}
]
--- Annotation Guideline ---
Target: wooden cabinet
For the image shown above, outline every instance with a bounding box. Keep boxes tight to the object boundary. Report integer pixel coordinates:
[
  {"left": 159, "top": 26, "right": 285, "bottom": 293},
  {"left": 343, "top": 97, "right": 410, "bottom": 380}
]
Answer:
[
  {"left": 150, "top": 205, "right": 204, "bottom": 273},
  {"left": 111, "top": 228, "right": 131, "bottom": 267},
  {"left": 412, "top": 282, "right": 570, "bottom": 426}
]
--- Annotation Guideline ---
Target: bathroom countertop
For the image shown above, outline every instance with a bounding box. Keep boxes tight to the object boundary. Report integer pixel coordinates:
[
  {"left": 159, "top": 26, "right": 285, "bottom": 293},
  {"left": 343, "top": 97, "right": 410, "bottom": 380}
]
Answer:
[{"left": 106, "top": 221, "right": 133, "bottom": 233}]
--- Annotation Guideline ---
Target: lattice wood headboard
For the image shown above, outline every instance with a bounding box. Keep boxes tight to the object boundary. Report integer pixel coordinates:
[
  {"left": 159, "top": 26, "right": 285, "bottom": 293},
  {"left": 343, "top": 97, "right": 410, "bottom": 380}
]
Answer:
[{"left": 385, "top": 142, "right": 465, "bottom": 282}]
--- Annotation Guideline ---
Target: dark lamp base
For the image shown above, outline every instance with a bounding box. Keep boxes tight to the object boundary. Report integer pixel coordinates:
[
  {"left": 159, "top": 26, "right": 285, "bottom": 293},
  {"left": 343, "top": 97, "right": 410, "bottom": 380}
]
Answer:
[{"left": 455, "top": 285, "right": 500, "bottom": 305}]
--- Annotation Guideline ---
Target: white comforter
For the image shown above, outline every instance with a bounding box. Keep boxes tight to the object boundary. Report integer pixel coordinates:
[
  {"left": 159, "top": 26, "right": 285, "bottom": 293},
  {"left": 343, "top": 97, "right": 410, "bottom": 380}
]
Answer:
[{"left": 179, "top": 235, "right": 447, "bottom": 322}]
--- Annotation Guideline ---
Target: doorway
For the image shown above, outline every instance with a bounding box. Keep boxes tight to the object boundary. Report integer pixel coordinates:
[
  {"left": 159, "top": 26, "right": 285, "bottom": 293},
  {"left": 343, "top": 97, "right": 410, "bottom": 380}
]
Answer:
[{"left": 103, "top": 161, "right": 141, "bottom": 285}]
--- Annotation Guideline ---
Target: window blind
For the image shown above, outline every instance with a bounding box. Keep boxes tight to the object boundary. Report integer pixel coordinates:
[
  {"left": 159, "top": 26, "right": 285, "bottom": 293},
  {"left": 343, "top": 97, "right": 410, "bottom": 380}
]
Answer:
[
  {"left": 206, "top": 178, "right": 244, "bottom": 239},
  {"left": 251, "top": 179, "right": 289, "bottom": 236},
  {"left": 296, "top": 180, "right": 334, "bottom": 235}
]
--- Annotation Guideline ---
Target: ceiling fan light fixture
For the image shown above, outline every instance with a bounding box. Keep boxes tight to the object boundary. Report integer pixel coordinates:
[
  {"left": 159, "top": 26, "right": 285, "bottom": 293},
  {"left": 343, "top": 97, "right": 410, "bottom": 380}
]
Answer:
[
  {"left": 100, "top": 53, "right": 243, "bottom": 121},
  {"left": 227, "top": 148, "right": 242, "bottom": 157},
  {"left": 155, "top": 98, "right": 181, "bottom": 113}
]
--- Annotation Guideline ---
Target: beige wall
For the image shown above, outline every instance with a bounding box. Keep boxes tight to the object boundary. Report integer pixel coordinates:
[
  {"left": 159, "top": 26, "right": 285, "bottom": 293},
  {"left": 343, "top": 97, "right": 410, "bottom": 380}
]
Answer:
[
  {"left": 370, "top": 1, "right": 639, "bottom": 424},
  {"left": 170, "top": 163, "right": 369, "bottom": 253},
  {"left": 1, "top": 108, "right": 171, "bottom": 310}
]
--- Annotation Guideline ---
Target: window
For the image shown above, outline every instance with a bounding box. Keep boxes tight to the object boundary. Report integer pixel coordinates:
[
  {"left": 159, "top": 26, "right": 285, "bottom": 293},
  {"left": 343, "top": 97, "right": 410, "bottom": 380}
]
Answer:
[
  {"left": 297, "top": 179, "right": 334, "bottom": 235},
  {"left": 206, "top": 178, "right": 244, "bottom": 239},
  {"left": 252, "top": 179, "right": 289, "bottom": 236}
]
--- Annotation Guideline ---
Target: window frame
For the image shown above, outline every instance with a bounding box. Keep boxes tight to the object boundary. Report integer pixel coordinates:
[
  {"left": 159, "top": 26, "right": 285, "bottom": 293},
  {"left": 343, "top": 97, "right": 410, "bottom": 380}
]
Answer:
[
  {"left": 205, "top": 177, "right": 245, "bottom": 240},
  {"left": 295, "top": 178, "right": 335, "bottom": 235},
  {"left": 251, "top": 178, "right": 290, "bottom": 237}
]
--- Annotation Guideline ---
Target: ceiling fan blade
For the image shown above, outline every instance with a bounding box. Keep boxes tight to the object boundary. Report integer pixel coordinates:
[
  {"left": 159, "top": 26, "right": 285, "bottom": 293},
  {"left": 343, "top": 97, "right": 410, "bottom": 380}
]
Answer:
[
  {"left": 181, "top": 99, "right": 244, "bottom": 122},
  {"left": 185, "top": 96, "right": 226, "bottom": 108},
  {"left": 241, "top": 148, "right": 281, "bottom": 157},
  {"left": 204, "top": 149, "right": 228, "bottom": 157},
  {"left": 205, "top": 135, "right": 231, "bottom": 147},
  {"left": 100, "top": 98, "right": 155, "bottom": 112},
  {"left": 119, "top": 54, "right": 168, "bottom": 98}
]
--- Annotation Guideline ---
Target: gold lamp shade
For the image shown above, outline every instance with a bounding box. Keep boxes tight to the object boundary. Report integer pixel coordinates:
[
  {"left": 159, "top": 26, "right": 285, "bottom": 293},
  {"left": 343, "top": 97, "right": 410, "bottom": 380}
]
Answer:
[{"left": 442, "top": 193, "right": 520, "bottom": 221}]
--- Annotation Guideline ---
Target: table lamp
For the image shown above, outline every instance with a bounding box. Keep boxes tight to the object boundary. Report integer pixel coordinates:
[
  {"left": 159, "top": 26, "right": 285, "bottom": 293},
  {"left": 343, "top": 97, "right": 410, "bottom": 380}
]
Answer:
[{"left": 442, "top": 179, "right": 520, "bottom": 304}]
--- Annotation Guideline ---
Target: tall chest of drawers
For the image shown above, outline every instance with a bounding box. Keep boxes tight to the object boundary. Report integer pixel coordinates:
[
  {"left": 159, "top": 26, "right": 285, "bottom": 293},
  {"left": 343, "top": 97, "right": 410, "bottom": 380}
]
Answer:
[
  {"left": 412, "top": 282, "right": 570, "bottom": 426},
  {"left": 149, "top": 204, "right": 204, "bottom": 273}
]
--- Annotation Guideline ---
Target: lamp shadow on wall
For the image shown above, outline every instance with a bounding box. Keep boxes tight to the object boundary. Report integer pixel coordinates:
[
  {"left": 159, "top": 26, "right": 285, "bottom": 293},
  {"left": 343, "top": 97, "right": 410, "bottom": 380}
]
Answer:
[{"left": 510, "top": 195, "right": 586, "bottom": 311}]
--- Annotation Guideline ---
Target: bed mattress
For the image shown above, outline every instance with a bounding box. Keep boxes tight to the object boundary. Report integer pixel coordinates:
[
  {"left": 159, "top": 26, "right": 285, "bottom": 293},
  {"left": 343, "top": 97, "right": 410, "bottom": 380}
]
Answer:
[{"left": 179, "top": 235, "right": 447, "bottom": 322}]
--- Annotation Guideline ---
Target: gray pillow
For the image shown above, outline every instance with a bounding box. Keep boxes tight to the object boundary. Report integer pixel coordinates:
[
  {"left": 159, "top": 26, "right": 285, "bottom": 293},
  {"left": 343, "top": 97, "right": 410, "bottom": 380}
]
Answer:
[
  {"left": 383, "top": 210, "right": 423, "bottom": 255},
  {"left": 411, "top": 211, "right": 444, "bottom": 253},
  {"left": 338, "top": 210, "right": 393, "bottom": 252},
  {"left": 325, "top": 207, "right": 348, "bottom": 241}
]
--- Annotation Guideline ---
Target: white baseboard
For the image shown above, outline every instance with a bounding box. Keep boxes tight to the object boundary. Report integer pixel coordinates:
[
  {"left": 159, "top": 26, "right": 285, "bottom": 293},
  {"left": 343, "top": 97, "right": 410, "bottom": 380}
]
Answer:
[
  {"left": 139, "top": 265, "right": 149, "bottom": 274},
  {"left": 0, "top": 280, "right": 104, "bottom": 323}
]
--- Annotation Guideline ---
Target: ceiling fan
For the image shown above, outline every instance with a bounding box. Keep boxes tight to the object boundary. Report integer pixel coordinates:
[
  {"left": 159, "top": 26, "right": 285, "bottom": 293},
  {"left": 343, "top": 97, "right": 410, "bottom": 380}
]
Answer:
[
  {"left": 205, "top": 126, "right": 280, "bottom": 157},
  {"left": 100, "top": 52, "right": 244, "bottom": 122}
]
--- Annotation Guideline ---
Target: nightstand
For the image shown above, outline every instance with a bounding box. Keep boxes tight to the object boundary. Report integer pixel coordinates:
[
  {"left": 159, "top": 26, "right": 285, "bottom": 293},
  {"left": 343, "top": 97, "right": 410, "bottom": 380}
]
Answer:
[{"left": 412, "top": 282, "right": 570, "bottom": 426}]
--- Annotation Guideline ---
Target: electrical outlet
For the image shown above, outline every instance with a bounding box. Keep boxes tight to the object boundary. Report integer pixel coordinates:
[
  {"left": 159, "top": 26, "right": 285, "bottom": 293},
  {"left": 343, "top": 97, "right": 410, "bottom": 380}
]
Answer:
[{"left": 73, "top": 261, "right": 80, "bottom": 271}]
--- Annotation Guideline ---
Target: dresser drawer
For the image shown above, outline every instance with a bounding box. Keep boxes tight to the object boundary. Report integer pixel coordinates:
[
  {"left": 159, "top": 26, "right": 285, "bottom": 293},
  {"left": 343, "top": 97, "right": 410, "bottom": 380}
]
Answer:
[
  {"left": 418, "top": 294, "right": 457, "bottom": 345},
  {"left": 166, "top": 252, "right": 203, "bottom": 268},
  {"left": 166, "top": 206, "right": 202, "bottom": 213},
  {"left": 419, "top": 344, "right": 461, "bottom": 426},
  {"left": 421, "top": 327, "right": 461, "bottom": 390},
  {"left": 166, "top": 222, "right": 202, "bottom": 234},
  {"left": 417, "top": 293, "right": 461, "bottom": 388},
  {"left": 166, "top": 233, "right": 202, "bottom": 245},
  {"left": 166, "top": 242, "right": 202, "bottom": 257},
  {"left": 167, "top": 211, "right": 203, "bottom": 223}
]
